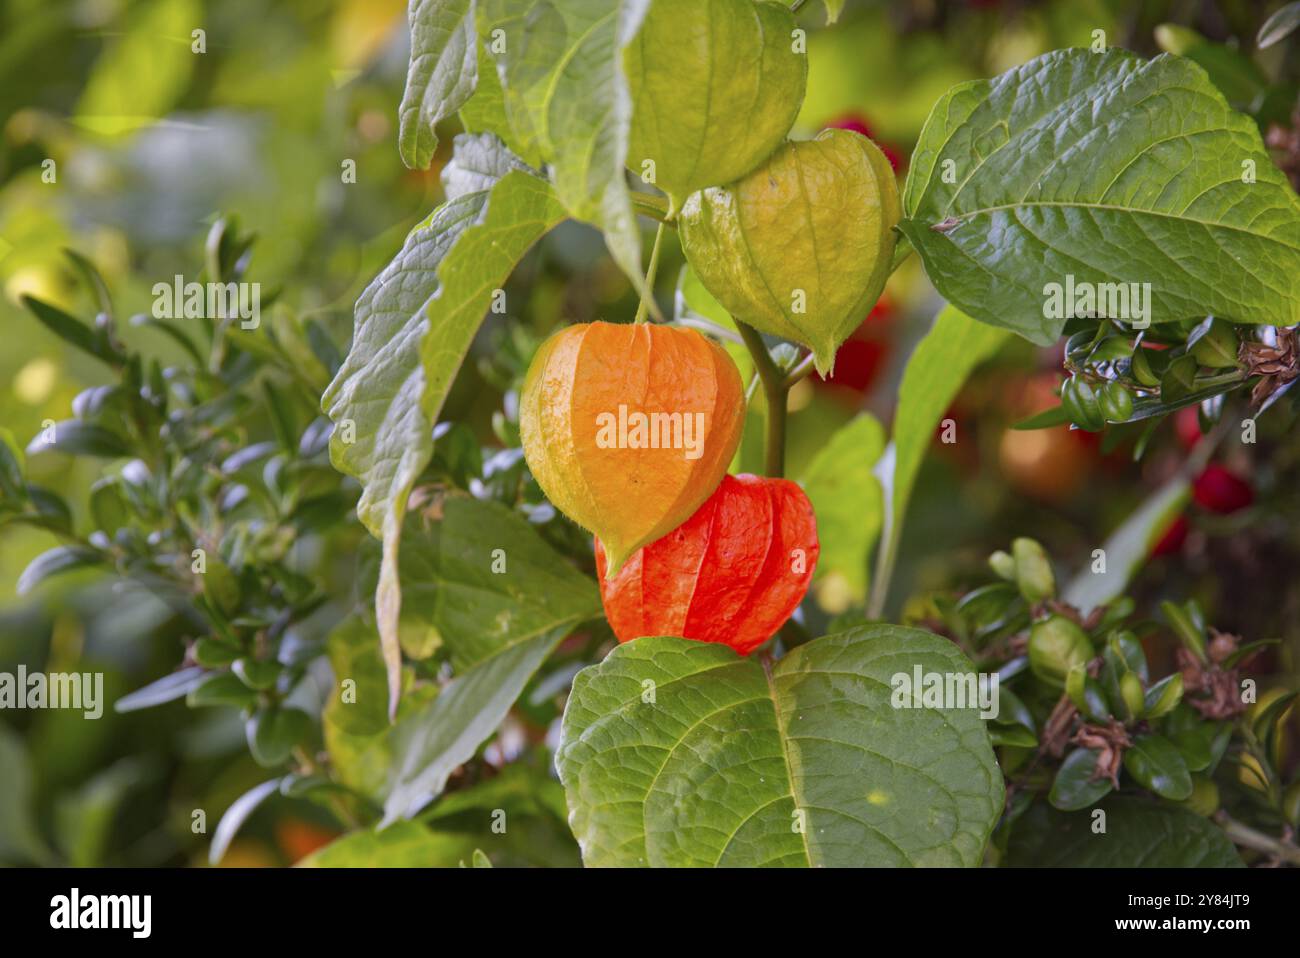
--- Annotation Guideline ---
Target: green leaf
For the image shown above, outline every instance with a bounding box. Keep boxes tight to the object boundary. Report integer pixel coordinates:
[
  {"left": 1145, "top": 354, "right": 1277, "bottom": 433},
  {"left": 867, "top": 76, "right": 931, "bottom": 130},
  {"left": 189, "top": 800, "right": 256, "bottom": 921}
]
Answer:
[
  {"left": 397, "top": 497, "right": 600, "bottom": 670},
  {"left": 1154, "top": 25, "right": 1267, "bottom": 107},
  {"left": 1049, "top": 748, "right": 1114, "bottom": 811},
  {"left": 900, "top": 49, "right": 1300, "bottom": 345},
  {"left": 115, "top": 667, "right": 206, "bottom": 713},
  {"left": 481, "top": 0, "right": 649, "bottom": 288},
  {"left": 17, "top": 546, "right": 103, "bottom": 595},
  {"left": 322, "top": 618, "right": 436, "bottom": 801},
  {"left": 870, "top": 305, "right": 1008, "bottom": 614},
  {"left": 1062, "top": 475, "right": 1190, "bottom": 613},
  {"left": 441, "top": 131, "right": 535, "bottom": 200},
  {"left": 54, "top": 758, "right": 142, "bottom": 867},
  {"left": 459, "top": 34, "right": 545, "bottom": 167},
  {"left": 1259, "top": 2, "right": 1300, "bottom": 48},
  {"left": 209, "top": 778, "right": 284, "bottom": 866},
  {"left": 322, "top": 167, "right": 565, "bottom": 716},
  {"left": 187, "top": 672, "right": 259, "bottom": 709},
  {"left": 0, "top": 428, "right": 27, "bottom": 502},
  {"left": 299, "top": 821, "right": 478, "bottom": 867},
  {"left": 1006, "top": 796, "right": 1241, "bottom": 867},
  {"left": 20, "top": 295, "right": 118, "bottom": 366},
  {"left": 399, "top": 0, "right": 478, "bottom": 169},
  {"left": 27, "top": 421, "right": 131, "bottom": 458},
  {"left": 246, "top": 707, "right": 313, "bottom": 767},
  {"left": 381, "top": 631, "right": 568, "bottom": 824},
  {"left": 624, "top": 0, "right": 806, "bottom": 210},
  {"left": 0, "top": 725, "right": 55, "bottom": 865},
  {"left": 1124, "top": 734, "right": 1193, "bottom": 800},
  {"left": 800, "top": 413, "right": 885, "bottom": 604},
  {"left": 556, "top": 626, "right": 1004, "bottom": 867},
  {"left": 75, "top": 0, "right": 200, "bottom": 136}
]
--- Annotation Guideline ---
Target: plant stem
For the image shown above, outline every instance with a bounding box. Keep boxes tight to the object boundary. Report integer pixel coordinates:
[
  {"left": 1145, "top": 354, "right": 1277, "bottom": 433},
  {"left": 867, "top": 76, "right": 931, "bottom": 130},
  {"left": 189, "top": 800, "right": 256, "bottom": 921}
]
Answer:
[
  {"left": 631, "top": 191, "right": 674, "bottom": 224},
  {"left": 634, "top": 221, "right": 666, "bottom": 324},
  {"left": 784, "top": 351, "right": 818, "bottom": 389},
  {"left": 735, "top": 320, "right": 788, "bottom": 477},
  {"left": 1215, "top": 812, "right": 1300, "bottom": 865}
]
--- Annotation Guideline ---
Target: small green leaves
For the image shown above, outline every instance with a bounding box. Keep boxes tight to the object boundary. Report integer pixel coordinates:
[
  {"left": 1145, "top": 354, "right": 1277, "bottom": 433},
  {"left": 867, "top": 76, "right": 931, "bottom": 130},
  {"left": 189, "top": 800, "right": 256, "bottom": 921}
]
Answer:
[
  {"left": 1188, "top": 317, "right": 1239, "bottom": 369},
  {"left": 901, "top": 49, "right": 1300, "bottom": 344},
  {"left": 625, "top": 0, "right": 806, "bottom": 210},
  {"left": 1027, "top": 615, "right": 1092, "bottom": 687},
  {"left": 1123, "top": 734, "right": 1193, "bottom": 800},
  {"left": 246, "top": 707, "right": 313, "bottom": 767},
  {"left": 557, "top": 627, "right": 1004, "bottom": 867},
  {"left": 1007, "top": 797, "right": 1242, "bottom": 867},
  {"left": 1049, "top": 749, "right": 1113, "bottom": 811},
  {"left": 209, "top": 778, "right": 284, "bottom": 866},
  {"left": 680, "top": 130, "right": 900, "bottom": 374},
  {"left": 1258, "top": 2, "right": 1300, "bottom": 48},
  {"left": 1011, "top": 537, "right": 1055, "bottom": 603},
  {"left": 16, "top": 546, "right": 103, "bottom": 596}
]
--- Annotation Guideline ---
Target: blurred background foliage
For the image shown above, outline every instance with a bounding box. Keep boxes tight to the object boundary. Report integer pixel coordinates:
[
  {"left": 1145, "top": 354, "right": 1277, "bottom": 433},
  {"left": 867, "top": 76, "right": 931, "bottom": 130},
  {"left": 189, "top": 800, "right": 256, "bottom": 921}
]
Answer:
[{"left": 0, "top": 0, "right": 1297, "bottom": 866}]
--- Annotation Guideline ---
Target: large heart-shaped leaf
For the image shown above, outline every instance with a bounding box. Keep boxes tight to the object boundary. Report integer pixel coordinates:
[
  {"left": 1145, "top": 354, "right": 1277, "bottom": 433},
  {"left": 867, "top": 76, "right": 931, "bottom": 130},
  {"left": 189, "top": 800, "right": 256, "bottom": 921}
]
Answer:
[
  {"left": 481, "top": 0, "right": 650, "bottom": 289},
  {"left": 1006, "top": 797, "right": 1242, "bottom": 867},
  {"left": 322, "top": 159, "right": 565, "bottom": 715},
  {"left": 900, "top": 49, "right": 1300, "bottom": 344},
  {"left": 557, "top": 627, "right": 1004, "bottom": 866}
]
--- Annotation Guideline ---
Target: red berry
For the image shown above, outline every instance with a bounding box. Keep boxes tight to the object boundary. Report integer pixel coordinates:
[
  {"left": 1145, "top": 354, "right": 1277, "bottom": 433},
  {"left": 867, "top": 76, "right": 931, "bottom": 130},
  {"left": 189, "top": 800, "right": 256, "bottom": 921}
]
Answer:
[
  {"left": 1174, "top": 406, "right": 1203, "bottom": 450},
  {"left": 1150, "top": 514, "right": 1189, "bottom": 556},
  {"left": 818, "top": 337, "right": 886, "bottom": 393},
  {"left": 1193, "top": 464, "right": 1254, "bottom": 514},
  {"left": 595, "top": 474, "right": 818, "bottom": 655}
]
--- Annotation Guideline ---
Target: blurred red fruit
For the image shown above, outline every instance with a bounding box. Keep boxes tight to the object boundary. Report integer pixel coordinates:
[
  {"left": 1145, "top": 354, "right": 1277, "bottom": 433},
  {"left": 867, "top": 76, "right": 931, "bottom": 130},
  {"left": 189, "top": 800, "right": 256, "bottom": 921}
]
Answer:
[
  {"left": 1175, "top": 406, "right": 1203, "bottom": 450},
  {"left": 1150, "top": 515, "right": 1189, "bottom": 556},
  {"left": 816, "top": 296, "right": 895, "bottom": 396},
  {"left": 819, "top": 338, "right": 886, "bottom": 393},
  {"left": 1193, "top": 464, "right": 1253, "bottom": 514},
  {"left": 276, "top": 819, "right": 339, "bottom": 863},
  {"left": 823, "top": 113, "right": 903, "bottom": 171}
]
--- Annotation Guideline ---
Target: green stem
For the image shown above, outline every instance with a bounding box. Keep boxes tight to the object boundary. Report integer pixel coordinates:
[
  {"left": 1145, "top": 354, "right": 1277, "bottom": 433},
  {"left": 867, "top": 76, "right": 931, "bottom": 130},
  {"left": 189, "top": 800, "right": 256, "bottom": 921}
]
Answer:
[
  {"left": 736, "top": 320, "right": 788, "bottom": 478},
  {"left": 631, "top": 191, "right": 674, "bottom": 224},
  {"left": 1215, "top": 812, "right": 1300, "bottom": 865},
  {"left": 783, "top": 351, "right": 818, "bottom": 389},
  {"left": 634, "top": 221, "right": 666, "bottom": 324}
]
